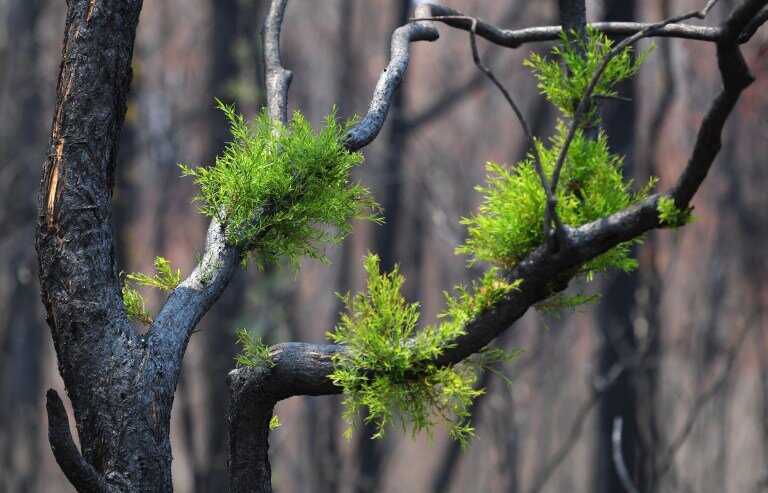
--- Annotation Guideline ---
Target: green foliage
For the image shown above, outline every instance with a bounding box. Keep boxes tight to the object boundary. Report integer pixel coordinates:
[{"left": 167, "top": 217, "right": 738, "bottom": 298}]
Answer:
[
  {"left": 122, "top": 282, "right": 153, "bottom": 326},
  {"left": 235, "top": 328, "right": 275, "bottom": 368},
  {"left": 657, "top": 196, "right": 696, "bottom": 228},
  {"left": 269, "top": 415, "right": 282, "bottom": 430},
  {"left": 458, "top": 122, "right": 655, "bottom": 279},
  {"left": 460, "top": 29, "right": 657, "bottom": 292},
  {"left": 181, "top": 100, "right": 379, "bottom": 269},
  {"left": 524, "top": 28, "right": 652, "bottom": 119},
  {"left": 125, "top": 257, "right": 182, "bottom": 291},
  {"left": 328, "top": 255, "right": 520, "bottom": 448},
  {"left": 439, "top": 268, "right": 522, "bottom": 328},
  {"left": 121, "top": 257, "right": 182, "bottom": 326}
]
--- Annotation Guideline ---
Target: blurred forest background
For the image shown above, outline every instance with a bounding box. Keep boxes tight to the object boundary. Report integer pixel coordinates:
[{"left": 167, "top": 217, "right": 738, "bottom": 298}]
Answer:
[{"left": 1, "top": 0, "right": 768, "bottom": 491}]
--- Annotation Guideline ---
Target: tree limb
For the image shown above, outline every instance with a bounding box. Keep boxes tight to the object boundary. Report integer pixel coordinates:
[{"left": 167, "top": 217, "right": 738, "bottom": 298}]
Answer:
[
  {"left": 612, "top": 417, "right": 641, "bottom": 493},
  {"left": 413, "top": 4, "right": 764, "bottom": 48},
  {"left": 343, "top": 4, "right": 439, "bottom": 151},
  {"left": 157, "top": 2, "right": 441, "bottom": 347},
  {"left": 46, "top": 389, "right": 112, "bottom": 493},
  {"left": 229, "top": 0, "right": 763, "bottom": 408},
  {"left": 548, "top": 1, "right": 725, "bottom": 242},
  {"left": 263, "top": 0, "right": 292, "bottom": 124}
]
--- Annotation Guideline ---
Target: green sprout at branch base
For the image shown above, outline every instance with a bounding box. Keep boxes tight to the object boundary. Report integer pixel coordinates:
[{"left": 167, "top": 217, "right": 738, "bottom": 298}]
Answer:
[
  {"left": 235, "top": 328, "right": 275, "bottom": 368},
  {"left": 122, "top": 257, "right": 182, "bottom": 325},
  {"left": 657, "top": 196, "right": 696, "bottom": 228}
]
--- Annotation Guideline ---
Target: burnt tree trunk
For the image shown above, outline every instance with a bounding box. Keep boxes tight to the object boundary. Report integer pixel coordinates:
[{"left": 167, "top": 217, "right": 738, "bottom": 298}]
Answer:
[{"left": 35, "top": 1, "right": 185, "bottom": 490}]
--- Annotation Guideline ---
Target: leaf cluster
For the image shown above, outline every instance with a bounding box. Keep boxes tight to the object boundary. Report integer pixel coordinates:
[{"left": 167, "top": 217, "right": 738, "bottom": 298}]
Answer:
[
  {"left": 657, "top": 196, "right": 696, "bottom": 228},
  {"left": 235, "top": 328, "right": 275, "bottom": 368},
  {"left": 122, "top": 257, "right": 182, "bottom": 325},
  {"left": 459, "top": 122, "right": 655, "bottom": 279},
  {"left": 181, "top": 101, "right": 379, "bottom": 269},
  {"left": 460, "top": 30, "right": 656, "bottom": 297},
  {"left": 328, "top": 255, "right": 520, "bottom": 448},
  {"left": 525, "top": 28, "right": 651, "bottom": 119}
]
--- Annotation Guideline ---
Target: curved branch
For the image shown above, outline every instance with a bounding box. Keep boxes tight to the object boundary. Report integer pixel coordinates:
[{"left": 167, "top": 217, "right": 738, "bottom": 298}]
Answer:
[
  {"left": 612, "top": 417, "right": 640, "bottom": 493},
  {"left": 344, "top": 5, "right": 439, "bottom": 151},
  {"left": 263, "top": 0, "right": 292, "bottom": 123},
  {"left": 151, "top": 0, "right": 295, "bottom": 353},
  {"left": 231, "top": 0, "right": 762, "bottom": 404},
  {"left": 417, "top": 4, "right": 730, "bottom": 47},
  {"left": 149, "top": 220, "right": 241, "bottom": 357},
  {"left": 156, "top": 1, "right": 439, "bottom": 348},
  {"left": 46, "top": 389, "right": 112, "bottom": 493}
]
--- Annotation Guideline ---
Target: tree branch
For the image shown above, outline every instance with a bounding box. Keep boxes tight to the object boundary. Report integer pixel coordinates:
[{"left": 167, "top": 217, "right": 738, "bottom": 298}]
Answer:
[
  {"left": 152, "top": 0, "right": 296, "bottom": 353},
  {"left": 150, "top": 220, "right": 240, "bottom": 358},
  {"left": 463, "top": 17, "right": 564, "bottom": 243},
  {"left": 157, "top": 2, "right": 440, "bottom": 348},
  {"left": 612, "top": 417, "right": 641, "bottom": 493},
  {"left": 46, "top": 389, "right": 112, "bottom": 493},
  {"left": 415, "top": 4, "right": 739, "bottom": 47},
  {"left": 343, "top": 4, "right": 439, "bottom": 151},
  {"left": 548, "top": 1, "right": 725, "bottom": 240},
  {"left": 223, "top": 3, "right": 763, "bottom": 490},
  {"left": 229, "top": 0, "right": 763, "bottom": 408},
  {"left": 263, "top": 0, "right": 292, "bottom": 124}
]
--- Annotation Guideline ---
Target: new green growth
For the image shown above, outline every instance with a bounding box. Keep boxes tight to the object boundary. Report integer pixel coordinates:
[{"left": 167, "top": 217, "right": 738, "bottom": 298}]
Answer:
[
  {"left": 180, "top": 101, "right": 378, "bottom": 269},
  {"left": 216, "top": 30, "right": 697, "bottom": 450}
]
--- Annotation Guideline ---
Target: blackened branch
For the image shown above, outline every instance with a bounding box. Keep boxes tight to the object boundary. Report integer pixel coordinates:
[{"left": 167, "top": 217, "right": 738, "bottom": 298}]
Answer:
[
  {"left": 344, "top": 5, "right": 439, "bottom": 151},
  {"left": 46, "top": 389, "right": 112, "bottom": 493}
]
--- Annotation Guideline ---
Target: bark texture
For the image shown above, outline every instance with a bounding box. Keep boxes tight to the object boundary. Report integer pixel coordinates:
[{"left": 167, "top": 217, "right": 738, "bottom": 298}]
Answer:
[{"left": 36, "top": 0, "right": 194, "bottom": 489}]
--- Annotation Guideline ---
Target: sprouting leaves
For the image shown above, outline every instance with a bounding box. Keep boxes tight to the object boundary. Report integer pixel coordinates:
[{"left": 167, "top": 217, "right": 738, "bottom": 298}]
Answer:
[
  {"left": 657, "top": 196, "right": 696, "bottom": 228},
  {"left": 125, "top": 257, "right": 182, "bottom": 291},
  {"left": 122, "top": 282, "right": 154, "bottom": 326},
  {"left": 458, "top": 122, "right": 652, "bottom": 280},
  {"left": 524, "top": 28, "right": 653, "bottom": 119},
  {"left": 459, "top": 29, "right": 656, "bottom": 306},
  {"left": 328, "top": 254, "right": 520, "bottom": 449},
  {"left": 181, "top": 100, "right": 380, "bottom": 270},
  {"left": 121, "top": 257, "right": 182, "bottom": 326},
  {"left": 235, "top": 328, "right": 275, "bottom": 368}
]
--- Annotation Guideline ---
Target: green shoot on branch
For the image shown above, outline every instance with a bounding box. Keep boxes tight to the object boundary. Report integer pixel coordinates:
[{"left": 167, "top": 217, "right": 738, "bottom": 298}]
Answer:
[
  {"left": 269, "top": 415, "right": 282, "bottom": 430},
  {"left": 235, "top": 328, "right": 275, "bottom": 368},
  {"left": 125, "top": 257, "right": 182, "bottom": 291},
  {"left": 524, "top": 28, "right": 652, "bottom": 120},
  {"left": 458, "top": 123, "right": 656, "bottom": 279},
  {"left": 181, "top": 101, "right": 379, "bottom": 270},
  {"left": 122, "top": 282, "right": 153, "bottom": 326},
  {"left": 328, "top": 254, "right": 521, "bottom": 449},
  {"left": 657, "top": 196, "right": 696, "bottom": 228},
  {"left": 121, "top": 257, "right": 182, "bottom": 326},
  {"left": 460, "top": 29, "right": 657, "bottom": 308}
]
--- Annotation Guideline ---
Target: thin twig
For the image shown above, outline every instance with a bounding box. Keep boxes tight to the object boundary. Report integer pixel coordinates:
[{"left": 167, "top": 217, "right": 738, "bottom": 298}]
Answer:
[
  {"left": 613, "top": 417, "right": 641, "bottom": 493},
  {"left": 592, "top": 93, "right": 633, "bottom": 103},
  {"left": 410, "top": 10, "right": 728, "bottom": 47},
  {"left": 466, "top": 18, "right": 565, "bottom": 243}
]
